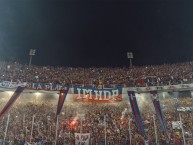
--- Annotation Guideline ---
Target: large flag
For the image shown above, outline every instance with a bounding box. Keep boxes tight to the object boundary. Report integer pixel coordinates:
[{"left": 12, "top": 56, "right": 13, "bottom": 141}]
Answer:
[
  {"left": 75, "top": 133, "right": 90, "bottom": 145},
  {"left": 0, "top": 86, "right": 25, "bottom": 118},
  {"left": 128, "top": 91, "right": 146, "bottom": 136},
  {"left": 56, "top": 87, "right": 69, "bottom": 116},
  {"left": 150, "top": 91, "right": 167, "bottom": 134}
]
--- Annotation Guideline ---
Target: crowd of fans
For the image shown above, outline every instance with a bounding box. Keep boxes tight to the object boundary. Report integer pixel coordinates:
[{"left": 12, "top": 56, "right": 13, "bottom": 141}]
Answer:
[
  {"left": 0, "top": 61, "right": 193, "bottom": 144},
  {"left": 0, "top": 61, "right": 193, "bottom": 87},
  {"left": 0, "top": 93, "right": 192, "bottom": 145}
]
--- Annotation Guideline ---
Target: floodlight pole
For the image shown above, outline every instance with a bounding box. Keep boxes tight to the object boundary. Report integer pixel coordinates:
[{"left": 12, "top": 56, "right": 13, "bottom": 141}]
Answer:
[
  {"left": 130, "top": 59, "right": 132, "bottom": 68},
  {"left": 127, "top": 52, "right": 133, "bottom": 68},
  {"left": 29, "top": 49, "right": 36, "bottom": 67},
  {"left": 29, "top": 55, "right": 32, "bottom": 66}
]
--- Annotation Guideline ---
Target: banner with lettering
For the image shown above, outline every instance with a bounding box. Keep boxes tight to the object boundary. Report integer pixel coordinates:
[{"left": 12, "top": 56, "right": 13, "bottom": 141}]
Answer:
[
  {"left": 73, "top": 87, "right": 122, "bottom": 103},
  {"left": 1, "top": 80, "right": 193, "bottom": 93},
  {"left": 75, "top": 133, "right": 90, "bottom": 145},
  {"left": 0, "top": 81, "right": 25, "bottom": 89},
  {"left": 27, "top": 83, "right": 66, "bottom": 91}
]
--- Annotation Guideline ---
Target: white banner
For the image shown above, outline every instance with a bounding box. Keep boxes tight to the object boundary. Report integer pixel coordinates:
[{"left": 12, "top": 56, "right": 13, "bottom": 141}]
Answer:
[
  {"left": 123, "top": 83, "right": 193, "bottom": 93},
  {"left": 172, "top": 121, "right": 182, "bottom": 129},
  {"left": 75, "top": 133, "right": 90, "bottom": 145},
  {"left": 0, "top": 81, "right": 24, "bottom": 88},
  {"left": 177, "top": 107, "right": 193, "bottom": 112}
]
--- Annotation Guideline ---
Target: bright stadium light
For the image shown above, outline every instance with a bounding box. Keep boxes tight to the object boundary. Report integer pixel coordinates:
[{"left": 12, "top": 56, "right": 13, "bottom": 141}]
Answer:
[
  {"left": 34, "top": 92, "right": 41, "bottom": 97},
  {"left": 33, "top": 92, "right": 41, "bottom": 104},
  {"left": 6, "top": 91, "right": 14, "bottom": 96}
]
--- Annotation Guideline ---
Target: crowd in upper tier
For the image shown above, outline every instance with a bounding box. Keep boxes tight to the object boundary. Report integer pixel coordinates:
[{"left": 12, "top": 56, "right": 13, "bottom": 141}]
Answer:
[{"left": 0, "top": 61, "right": 193, "bottom": 87}]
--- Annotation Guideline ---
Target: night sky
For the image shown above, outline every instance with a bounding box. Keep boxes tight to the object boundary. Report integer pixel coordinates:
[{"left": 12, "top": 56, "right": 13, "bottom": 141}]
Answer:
[{"left": 0, "top": 0, "right": 193, "bottom": 67}]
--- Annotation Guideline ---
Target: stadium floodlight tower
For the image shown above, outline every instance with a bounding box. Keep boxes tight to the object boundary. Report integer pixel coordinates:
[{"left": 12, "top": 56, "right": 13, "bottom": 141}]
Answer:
[
  {"left": 127, "top": 52, "right": 133, "bottom": 68},
  {"left": 29, "top": 49, "right": 36, "bottom": 67}
]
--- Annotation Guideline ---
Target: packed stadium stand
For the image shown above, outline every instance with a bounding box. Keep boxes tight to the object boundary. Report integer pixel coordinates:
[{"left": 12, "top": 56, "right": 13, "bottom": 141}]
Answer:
[
  {"left": 0, "top": 61, "right": 193, "bottom": 145},
  {"left": 0, "top": 61, "right": 193, "bottom": 87}
]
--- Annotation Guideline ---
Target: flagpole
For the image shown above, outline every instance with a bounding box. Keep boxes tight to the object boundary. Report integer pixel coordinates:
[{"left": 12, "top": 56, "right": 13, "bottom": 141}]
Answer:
[
  {"left": 104, "top": 115, "right": 106, "bottom": 145},
  {"left": 63, "top": 125, "right": 66, "bottom": 145},
  {"left": 38, "top": 123, "right": 40, "bottom": 134},
  {"left": 78, "top": 114, "right": 84, "bottom": 134},
  {"left": 3, "top": 113, "right": 10, "bottom": 145},
  {"left": 55, "top": 115, "right": 59, "bottom": 145},
  {"left": 152, "top": 115, "right": 158, "bottom": 145},
  {"left": 80, "top": 116, "right": 83, "bottom": 133},
  {"left": 62, "top": 121, "right": 66, "bottom": 145},
  {"left": 30, "top": 115, "right": 35, "bottom": 143},
  {"left": 50, "top": 125, "right": 52, "bottom": 135},
  {"left": 179, "top": 113, "right": 186, "bottom": 145},
  {"left": 128, "top": 118, "right": 132, "bottom": 145},
  {"left": 23, "top": 114, "right": 25, "bottom": 131}
]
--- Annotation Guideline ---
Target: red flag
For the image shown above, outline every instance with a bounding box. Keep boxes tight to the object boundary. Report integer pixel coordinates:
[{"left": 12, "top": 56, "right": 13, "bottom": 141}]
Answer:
[{"left": 56, "top": 87, "right": 69, "bottom": 116}]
